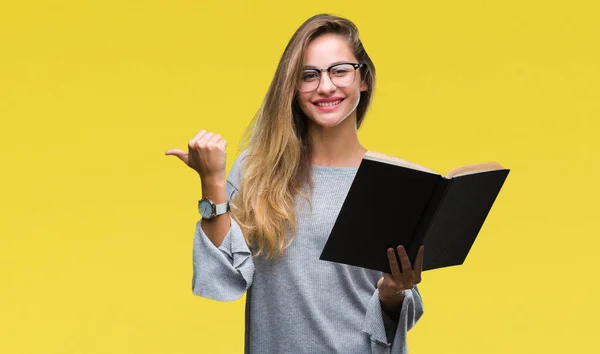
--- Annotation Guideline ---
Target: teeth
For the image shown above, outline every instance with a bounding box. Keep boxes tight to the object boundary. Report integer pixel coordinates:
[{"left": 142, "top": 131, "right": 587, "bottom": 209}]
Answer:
[{"left": 316, "top": 99, "right": 341, "bottom": 107}]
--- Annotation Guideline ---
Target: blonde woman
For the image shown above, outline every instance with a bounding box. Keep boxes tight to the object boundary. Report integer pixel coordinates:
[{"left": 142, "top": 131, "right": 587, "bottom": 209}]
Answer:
[{"left": 166, "top": 13, "right": 425, "bottom": 354}]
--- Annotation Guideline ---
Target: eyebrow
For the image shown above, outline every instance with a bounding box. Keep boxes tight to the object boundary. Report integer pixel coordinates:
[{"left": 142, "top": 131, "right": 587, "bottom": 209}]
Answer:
[{"left": 303, "top": 61, "right": 352, "bottom": 69}]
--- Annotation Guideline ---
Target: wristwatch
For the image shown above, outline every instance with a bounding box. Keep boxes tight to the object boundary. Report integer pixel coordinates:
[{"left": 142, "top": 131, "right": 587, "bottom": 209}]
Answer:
[{"left": 198, "top": 197, "right": 230, "bottom": 220}]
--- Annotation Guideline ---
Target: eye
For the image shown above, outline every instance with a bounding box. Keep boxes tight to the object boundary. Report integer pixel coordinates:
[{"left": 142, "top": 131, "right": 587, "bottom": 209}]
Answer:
[
  {"left": 331, "top": 66, "right": 352, "bottom": 76},
  {"left": 302, "top": 71, "right": 319, "bottom": 81}
]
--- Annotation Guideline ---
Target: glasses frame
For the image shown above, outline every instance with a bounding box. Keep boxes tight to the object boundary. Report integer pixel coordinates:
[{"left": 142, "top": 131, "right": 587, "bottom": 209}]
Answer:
[{"left": 298, "top": 62, "right": 365, "bottom": 93}]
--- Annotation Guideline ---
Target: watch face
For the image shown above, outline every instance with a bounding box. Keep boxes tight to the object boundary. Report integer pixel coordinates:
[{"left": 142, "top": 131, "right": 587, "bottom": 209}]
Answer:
[{"left": 199, "top": 199, "right": 213, "bottom": 218}]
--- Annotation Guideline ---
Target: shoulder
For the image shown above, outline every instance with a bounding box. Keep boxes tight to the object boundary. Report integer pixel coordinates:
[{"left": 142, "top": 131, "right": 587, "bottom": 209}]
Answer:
[{"left": 230, "top": 149, "right": 250, "bottom": 172}]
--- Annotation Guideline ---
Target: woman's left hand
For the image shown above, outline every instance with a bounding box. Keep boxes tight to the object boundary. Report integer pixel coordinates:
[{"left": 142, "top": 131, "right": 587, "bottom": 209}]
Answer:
[{"left": 377, "top": 245, "right": 424, "bottom": 311}]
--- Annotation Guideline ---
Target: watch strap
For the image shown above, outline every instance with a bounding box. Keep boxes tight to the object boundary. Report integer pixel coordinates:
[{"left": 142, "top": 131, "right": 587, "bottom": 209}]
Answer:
[{"left": 214, "top": 201, "right": 230, "bottom": 216}]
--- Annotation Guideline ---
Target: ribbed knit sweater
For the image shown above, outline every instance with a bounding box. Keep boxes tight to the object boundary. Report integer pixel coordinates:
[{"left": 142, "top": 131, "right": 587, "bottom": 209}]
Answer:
[{"left": 192, "top": 150, "right": 424, "bottom": 354}]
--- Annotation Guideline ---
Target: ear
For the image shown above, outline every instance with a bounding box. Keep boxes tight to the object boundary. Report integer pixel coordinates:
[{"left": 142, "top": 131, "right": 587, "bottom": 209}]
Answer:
[{"left": 360, "top": 80, "right": 368, "bottom": 92}]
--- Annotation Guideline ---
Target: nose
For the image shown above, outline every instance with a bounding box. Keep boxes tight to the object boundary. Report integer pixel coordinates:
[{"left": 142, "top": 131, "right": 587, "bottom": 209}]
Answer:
[{"left": 316, "top": 71, "right": 336, "bottom": 94}]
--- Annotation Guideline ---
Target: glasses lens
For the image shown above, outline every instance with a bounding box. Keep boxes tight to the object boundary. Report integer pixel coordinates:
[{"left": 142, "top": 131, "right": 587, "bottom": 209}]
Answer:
[
  {"left": 299, "top": 70, "right": 320, "bottom": 92},
  {"left": 330, "top": 64, "right": 356, "bottom": 88},
  {"left": 298, "top": 64, "right": 359, "bottom": 92}
]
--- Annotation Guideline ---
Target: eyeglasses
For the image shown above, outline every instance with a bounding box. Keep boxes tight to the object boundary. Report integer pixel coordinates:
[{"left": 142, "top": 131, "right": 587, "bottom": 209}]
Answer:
[{"left": 298, "top": 62, "right": 364, "bottom": 93}]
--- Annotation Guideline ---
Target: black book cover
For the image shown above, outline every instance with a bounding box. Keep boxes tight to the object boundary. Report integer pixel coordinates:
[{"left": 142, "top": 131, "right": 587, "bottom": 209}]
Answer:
[
  {"left": 319, "top": 156, "right": 510, "bottom": 273},
  {"left": 420, "top": 170, "right": 510, "bottom": 270}
]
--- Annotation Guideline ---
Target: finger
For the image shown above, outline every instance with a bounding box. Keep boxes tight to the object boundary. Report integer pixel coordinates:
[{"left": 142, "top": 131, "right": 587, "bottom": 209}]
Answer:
[
  {"left": 397, "top": 245, "right": 413, "bottom": 274},
  {"left": 219, "top": 139, "right": 228, "bottom": 150},
  {"left": 413, "top": 245, "right": 425, "bottom": 283},
  {"left": 164, "top": 148, "right": 189, "bottom": 165},
  {"left": 188, "top": 130, "right": 208, "bottom": 149},
  {"left": 381, "top": 272, "right": 394, "bottom": 284},
  {"left": 377, "top": 275, "right": 384, "bottom": 289},
  {"left": 195, "top": 131, "right": 215, "bottom": 149},
  {"left": 207, "top": 133, "right": 223, "bottom": 147},
  {"left": 379, "top": 272, "right": 394, "bottom": 290},
  {"left": 192, "top": 129, "right": 207, "bottom": 142},
  {"left": 387, "top": 248, "right": 402, "bottom": 280},
  {"left": 380, "top": 273, "right": 404, "bottom": 297}
]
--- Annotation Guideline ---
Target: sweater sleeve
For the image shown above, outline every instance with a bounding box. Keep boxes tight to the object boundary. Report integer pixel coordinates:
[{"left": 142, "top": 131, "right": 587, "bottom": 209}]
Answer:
[
  {"left": 362, "top": 285, "right": 424, "bottom": 354},
  {"left": 191, "top": 150, "right": 254, "bottom": 302}
]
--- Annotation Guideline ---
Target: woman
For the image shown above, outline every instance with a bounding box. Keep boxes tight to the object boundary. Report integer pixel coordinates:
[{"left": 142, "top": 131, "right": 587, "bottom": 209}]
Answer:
[{"left": 166, "top": 13, "right": 425, "bottom": 354}]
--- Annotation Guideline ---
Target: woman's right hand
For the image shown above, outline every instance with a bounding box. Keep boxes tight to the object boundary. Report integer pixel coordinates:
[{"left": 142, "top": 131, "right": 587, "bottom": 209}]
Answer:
[{"left": 165, "top": 130, "right": 228, "bottom": 185}]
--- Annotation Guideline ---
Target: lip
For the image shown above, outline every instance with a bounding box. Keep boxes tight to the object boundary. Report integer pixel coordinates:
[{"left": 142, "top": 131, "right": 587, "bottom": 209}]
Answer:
[
  {"left": 312, "top": 97, "right": 344, "bottom": 112},
  {"left": 313, "top": 97, "right": 344, "bottom": 103}
]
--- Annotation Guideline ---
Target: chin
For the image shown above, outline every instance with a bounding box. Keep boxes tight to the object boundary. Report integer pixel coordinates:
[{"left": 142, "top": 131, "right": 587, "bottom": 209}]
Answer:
[{"left": 309, "top": 113, "right": 349, "bottom": 128}]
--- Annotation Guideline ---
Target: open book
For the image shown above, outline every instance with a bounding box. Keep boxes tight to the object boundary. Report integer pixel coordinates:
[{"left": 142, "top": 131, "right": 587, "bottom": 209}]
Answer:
[{"left": 319, "top": 151, "right": 510, "bottom": 273}]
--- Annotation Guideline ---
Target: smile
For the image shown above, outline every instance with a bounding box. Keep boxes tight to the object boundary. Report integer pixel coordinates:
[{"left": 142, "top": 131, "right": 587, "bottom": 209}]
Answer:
[{"left": 314, "top": 99, "right": 343, "bottom": 107}]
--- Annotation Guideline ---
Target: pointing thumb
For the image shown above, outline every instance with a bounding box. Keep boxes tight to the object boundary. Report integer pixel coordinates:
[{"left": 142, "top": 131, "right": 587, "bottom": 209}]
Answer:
[{"left": 165, "top": 149, "right": 189, "bottom": 165}]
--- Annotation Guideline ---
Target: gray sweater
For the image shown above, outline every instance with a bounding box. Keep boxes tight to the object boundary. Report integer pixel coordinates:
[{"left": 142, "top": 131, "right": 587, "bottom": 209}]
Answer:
[{"left": 192, "top": 151, "right": 424, "bottom": 354}]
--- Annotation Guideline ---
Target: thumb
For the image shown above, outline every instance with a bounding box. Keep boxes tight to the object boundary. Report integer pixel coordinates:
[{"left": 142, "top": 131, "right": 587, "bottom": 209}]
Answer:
[
  {"left": 378, "top": 273, "right": 393, "bottom": 290},
  {"left": 382, "top": 272, "right": 394, "bottom": 284},
  {"left": 165, "top": 148, "right": 189, "bottom": 165}
]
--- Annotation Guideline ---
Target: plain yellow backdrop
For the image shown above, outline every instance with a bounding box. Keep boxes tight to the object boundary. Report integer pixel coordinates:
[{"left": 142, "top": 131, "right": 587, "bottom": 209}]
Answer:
[{"left": 1, "top": 0, "right": 598, "bottom": 353}]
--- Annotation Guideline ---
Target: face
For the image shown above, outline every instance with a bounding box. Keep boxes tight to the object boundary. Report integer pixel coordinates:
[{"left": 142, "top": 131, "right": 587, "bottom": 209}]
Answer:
[{"left": 296, "top": 33, "right": 368, "bottom": 129}]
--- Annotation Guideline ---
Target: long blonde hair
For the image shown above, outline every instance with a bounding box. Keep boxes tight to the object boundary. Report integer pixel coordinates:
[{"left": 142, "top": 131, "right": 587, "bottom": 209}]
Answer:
[{"left": 231, "top": 14, "right": 376, "bottom": 260}]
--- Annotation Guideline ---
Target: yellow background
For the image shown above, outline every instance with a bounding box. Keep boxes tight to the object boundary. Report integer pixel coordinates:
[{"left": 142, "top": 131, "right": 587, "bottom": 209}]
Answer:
[{"left": 1, "top": 0, "right": 598, "bottom": 353}]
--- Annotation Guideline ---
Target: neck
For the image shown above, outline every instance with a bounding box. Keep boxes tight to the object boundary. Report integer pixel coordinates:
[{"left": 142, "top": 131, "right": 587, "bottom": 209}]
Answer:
[{"left": 307, "top": 115, "right": 367, "bottom": 167}]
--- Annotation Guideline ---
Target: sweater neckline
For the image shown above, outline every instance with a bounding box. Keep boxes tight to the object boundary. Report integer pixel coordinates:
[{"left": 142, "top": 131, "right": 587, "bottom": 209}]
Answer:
[{"left": 310, "top": 164, "right": 360, "bottom": 175}]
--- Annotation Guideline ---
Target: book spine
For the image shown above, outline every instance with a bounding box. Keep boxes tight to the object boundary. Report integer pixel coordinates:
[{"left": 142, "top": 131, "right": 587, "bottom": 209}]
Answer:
[{"left": 406, "top": 177, "right": 452, "bottom": 266}]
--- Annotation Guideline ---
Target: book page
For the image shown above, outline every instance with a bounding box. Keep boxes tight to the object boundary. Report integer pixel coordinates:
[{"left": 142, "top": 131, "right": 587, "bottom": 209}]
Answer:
[
  {"left": 364, "top": 151, "right": 439, "bottom": 174},
  {"left": 446, "top": 162, "right": 504, "bottom": 178}
]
